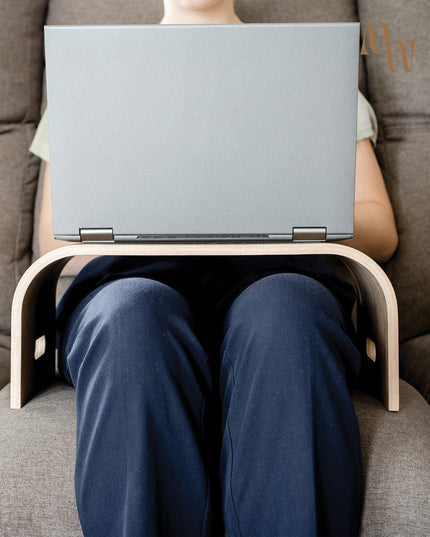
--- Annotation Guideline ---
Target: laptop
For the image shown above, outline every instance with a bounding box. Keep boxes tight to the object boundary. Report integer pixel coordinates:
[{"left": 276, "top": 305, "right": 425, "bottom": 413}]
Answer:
[{"left": 44, "top": 22, "right": 359, "bottom": 243}]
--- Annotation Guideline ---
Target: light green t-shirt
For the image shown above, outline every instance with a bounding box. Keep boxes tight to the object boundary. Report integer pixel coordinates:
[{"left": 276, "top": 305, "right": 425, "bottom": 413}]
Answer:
[{"left": 29, "top": 90, "right": 378, "bottom": 163}]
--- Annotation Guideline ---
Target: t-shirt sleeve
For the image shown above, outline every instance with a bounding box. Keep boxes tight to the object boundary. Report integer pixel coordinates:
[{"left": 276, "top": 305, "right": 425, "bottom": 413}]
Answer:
[
  {"left": 357, "top": 90, "right": 378, "bottom": 146},
  {"left": 29, "top": 108, "right": 50, "bottom": 162}
]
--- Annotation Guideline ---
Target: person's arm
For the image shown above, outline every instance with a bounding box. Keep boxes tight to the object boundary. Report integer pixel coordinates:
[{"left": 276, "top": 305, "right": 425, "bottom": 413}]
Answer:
[
  {"left": 39, "top": 163, "right": 73, "bottom": 254},
  {"left": 39, "top": 163, "right": 96, "bottom": 275},
  {"left": 338, "top": 138, "right": 398, "bottom": 263}
]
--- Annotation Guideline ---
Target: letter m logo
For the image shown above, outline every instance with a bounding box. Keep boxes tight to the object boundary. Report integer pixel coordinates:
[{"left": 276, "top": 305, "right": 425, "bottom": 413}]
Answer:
[{"left": 361, "top": 22, "right": 416, "bottom": 73}]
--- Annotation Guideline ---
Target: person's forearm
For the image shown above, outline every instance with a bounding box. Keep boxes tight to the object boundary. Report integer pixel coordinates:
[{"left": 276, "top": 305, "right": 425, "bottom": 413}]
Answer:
[
  {"left": 338, "top": 199, "right": 398, "bottom": 263},
  {"left": 39, "top": 163, "right": 72, "bottom": 254},
  {"left": 39, "top": 162, "right": 96, "bottom": 276}
]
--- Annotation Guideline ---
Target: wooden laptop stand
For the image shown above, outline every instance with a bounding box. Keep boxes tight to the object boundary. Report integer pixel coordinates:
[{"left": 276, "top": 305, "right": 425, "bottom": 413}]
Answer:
[{"left": 10, "top": 243, "right": 399, "bottom": 411}]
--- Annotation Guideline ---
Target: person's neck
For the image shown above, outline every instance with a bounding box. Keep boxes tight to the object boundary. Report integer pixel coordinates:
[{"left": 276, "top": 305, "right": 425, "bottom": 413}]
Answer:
[{"left": 160, "top": 4, "right": 242, "bottom": 25}]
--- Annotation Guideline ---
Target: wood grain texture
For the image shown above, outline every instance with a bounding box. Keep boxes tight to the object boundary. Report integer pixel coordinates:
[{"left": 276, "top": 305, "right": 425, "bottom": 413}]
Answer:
[{"left": 10, "top": 243, "right": 399, "bottom": 410}]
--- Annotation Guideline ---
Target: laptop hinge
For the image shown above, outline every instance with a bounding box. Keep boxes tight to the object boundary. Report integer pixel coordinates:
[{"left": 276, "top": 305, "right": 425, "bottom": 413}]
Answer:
[
  {"left": 292, "top": 227, "right": 327, "bottom": 242},
  {"left": 80, "top": 228, "right": 114, "bottom": 242}
]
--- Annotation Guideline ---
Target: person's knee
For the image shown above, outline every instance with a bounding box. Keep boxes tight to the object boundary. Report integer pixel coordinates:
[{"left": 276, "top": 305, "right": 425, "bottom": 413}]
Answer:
[
  {"left": 222, "top": 272, "right": 348, "bottom": 371},
  {"left": 226, "top": 272, "right": 344, "bottom": 331},
  {"left": 62, "top": 277, "right": 195, "bottom": 383},
  {"left": 81, "top": 277, "right": 192, "bottom": 329}
]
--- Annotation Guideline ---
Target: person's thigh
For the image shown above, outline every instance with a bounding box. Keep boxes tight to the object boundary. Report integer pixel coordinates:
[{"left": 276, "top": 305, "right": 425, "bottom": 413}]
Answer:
[
  {"left": 219, "top": 272, "right": 362, "bottom": 537},
  {"left": 59, "top": 277, "right": 223, "bottom": 537}
]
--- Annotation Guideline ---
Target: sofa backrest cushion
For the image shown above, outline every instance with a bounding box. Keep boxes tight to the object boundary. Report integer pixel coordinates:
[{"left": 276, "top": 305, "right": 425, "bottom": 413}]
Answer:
[
  {"left": 357, "top": 0, "right": 430, "bottom": 346},
  {"left": 0, "top": 0, "right": 48, "bottom": 350}
]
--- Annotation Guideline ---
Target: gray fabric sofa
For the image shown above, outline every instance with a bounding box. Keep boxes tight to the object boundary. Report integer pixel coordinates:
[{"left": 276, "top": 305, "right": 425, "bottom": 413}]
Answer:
[{"left": 0, "top": 1, "right": 429, "bottom": 535}]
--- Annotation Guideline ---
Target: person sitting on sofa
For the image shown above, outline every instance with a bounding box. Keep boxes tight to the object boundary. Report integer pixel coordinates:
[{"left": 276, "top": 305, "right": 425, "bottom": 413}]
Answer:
[{"left": 30, "top": 1, "right": 399, "bottom": 536}]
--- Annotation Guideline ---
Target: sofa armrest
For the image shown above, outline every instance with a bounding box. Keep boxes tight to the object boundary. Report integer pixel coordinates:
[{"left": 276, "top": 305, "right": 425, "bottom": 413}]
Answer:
[{"left": 10, "top": 243, "right": 399, "bottom": 410}]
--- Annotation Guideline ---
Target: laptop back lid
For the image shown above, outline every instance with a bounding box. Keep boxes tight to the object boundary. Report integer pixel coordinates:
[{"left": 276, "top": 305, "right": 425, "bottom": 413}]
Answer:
[{"left": 45, "top": 23, "right": 359, "bottom": 242}]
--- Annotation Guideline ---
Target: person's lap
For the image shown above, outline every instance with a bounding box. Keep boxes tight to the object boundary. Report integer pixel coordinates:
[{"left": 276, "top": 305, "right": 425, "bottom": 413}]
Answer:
[{"left": 58, "top": 270, "right": 362, "bottom": 537}]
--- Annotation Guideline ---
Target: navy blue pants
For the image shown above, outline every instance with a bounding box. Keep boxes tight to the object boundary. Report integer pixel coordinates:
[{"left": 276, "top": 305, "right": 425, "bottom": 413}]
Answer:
[{"left": 59, "top": 271, "right": 362, "bottom": 537}]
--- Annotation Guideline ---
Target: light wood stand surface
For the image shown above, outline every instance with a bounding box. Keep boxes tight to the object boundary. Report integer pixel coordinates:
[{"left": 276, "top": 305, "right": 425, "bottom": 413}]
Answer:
[{"left": 10, "top": 243, "right": 399, "bottom": 410}]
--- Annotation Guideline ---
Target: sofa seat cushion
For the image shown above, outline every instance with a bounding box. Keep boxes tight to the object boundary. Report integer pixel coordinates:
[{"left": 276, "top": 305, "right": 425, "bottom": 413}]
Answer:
[
  {"left": 0, "top": 379, "right": 429, "bottom": 537},
  {"left": 0, "top": 382, "right": 81, "bottom": 536},
  {"left": 356, "top": 380, "right": 430, "bottom": 536}
]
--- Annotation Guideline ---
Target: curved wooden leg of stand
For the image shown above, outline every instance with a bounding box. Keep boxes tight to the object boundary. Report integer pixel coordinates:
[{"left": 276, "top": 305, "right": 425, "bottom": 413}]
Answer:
[
  {"left": 340, "top": 257, "right": 399, "bottom": 411},
  {"left": 10, "top": 243, "right": 399, "bottom": 410},
  {"left": 10, "top": 256, "right": 71, "bottom": 409}
]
